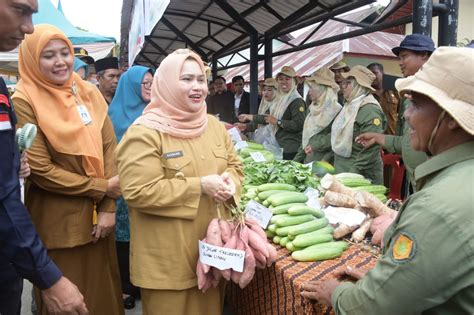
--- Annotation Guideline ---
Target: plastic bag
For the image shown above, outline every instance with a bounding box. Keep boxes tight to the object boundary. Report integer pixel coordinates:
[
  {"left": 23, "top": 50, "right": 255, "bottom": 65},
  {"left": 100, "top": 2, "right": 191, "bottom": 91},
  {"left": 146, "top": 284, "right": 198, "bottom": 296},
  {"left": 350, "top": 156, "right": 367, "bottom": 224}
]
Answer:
[{"left": 252, "top": 125, "right": 283, "bottom": 160}]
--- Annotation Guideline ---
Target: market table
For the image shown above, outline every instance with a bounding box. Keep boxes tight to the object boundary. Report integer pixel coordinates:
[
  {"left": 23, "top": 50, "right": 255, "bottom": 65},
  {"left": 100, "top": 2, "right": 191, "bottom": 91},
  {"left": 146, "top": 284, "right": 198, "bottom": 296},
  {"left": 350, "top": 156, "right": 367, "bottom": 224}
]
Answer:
[{"left": 226, "top": 243, "right": 378, "bottom": 315}]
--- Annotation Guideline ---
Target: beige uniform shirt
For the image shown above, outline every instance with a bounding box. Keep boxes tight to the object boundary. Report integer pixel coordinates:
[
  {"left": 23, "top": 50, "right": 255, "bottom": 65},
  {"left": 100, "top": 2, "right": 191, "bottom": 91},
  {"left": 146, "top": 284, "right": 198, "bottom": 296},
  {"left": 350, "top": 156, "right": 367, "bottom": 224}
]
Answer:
[
  {"left": 14, "top": 98, "right": 117, "bottom": 249},
  {"left": 116, "top": 115, "right": 243, "bottom": 290}
]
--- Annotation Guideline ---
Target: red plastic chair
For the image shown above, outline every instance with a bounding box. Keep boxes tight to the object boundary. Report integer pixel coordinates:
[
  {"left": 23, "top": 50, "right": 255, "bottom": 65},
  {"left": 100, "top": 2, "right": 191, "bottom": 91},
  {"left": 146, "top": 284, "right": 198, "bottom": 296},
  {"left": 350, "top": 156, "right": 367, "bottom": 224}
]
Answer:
[{"left": 382, "top": 152, "right": 406, "bottom": 201}]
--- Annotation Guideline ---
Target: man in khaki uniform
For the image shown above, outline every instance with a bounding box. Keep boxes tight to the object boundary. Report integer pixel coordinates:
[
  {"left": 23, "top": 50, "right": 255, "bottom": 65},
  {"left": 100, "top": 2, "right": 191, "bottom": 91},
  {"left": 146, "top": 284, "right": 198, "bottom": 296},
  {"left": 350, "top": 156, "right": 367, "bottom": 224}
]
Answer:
[
  {"left": 357, "top": 34, "right": 436, "bottom": 192},
  {"left": 302, "top": 47, "right": 474, "bottom": 315}
]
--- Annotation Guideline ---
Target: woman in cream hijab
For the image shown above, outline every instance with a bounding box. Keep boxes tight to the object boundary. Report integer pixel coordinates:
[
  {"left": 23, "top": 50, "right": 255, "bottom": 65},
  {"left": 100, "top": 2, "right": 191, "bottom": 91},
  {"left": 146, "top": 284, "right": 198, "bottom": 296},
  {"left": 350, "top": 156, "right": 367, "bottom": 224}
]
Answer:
[
  {"left": 116, "top": 49, "right": 243, "bottom": 315},
  {"left": 237, "top": 77, "right": 278, "bottom": 132},
  {"left": 265, "top": 66, "right": 306, "bottom": 160},
  {"left": 331, "top": 65, "right": 386, "bottom": 184},
  {"left": 294, "top": 67, "right": 342, "bottom": 164},
  {"left": 13, "top": 24, "right": 123, "bottom": 314}
]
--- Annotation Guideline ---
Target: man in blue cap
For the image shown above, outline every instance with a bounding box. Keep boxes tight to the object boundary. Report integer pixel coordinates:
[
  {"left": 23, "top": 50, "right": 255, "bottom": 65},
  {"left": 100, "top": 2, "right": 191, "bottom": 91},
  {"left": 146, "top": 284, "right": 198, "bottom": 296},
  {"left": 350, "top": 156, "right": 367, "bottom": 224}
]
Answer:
[{"left": 355, "top": 33, "right": 435, "bottom": 244}]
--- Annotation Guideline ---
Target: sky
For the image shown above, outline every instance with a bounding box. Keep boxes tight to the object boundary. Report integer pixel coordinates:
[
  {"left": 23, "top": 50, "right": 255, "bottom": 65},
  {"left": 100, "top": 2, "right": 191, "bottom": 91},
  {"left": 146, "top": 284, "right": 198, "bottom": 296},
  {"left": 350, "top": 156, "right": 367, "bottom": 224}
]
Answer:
[{"left": 49, "top": 0, "right": 122, "bottom": 41}]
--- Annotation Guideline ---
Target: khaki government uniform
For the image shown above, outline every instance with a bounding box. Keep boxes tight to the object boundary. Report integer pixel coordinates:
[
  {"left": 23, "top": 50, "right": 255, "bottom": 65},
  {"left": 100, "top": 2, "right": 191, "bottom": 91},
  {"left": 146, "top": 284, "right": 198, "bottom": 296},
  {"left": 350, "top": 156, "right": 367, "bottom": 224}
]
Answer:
[
  {"left": 116, "top": 115, "right": 243, "bottom": 315},
  {"left": 14, "top": 98, "right": 124, "bottom": 315},
  {"left": 384, "top": 98, "right": 427, "bottom": 190},
  {"left": 293, "top": 122, "right": 334, "bottom": 164},
  {"left": 332, "top": 141, "right": 474, "bottom": 314},
  {"left": 334, "top": 100, "right": 386, "bottom": 184}
]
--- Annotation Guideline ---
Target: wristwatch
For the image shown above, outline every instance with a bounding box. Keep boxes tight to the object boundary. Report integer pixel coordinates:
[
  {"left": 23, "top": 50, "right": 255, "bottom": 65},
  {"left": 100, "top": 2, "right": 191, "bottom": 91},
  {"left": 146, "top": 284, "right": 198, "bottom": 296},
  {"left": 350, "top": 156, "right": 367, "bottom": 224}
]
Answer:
[{"left": 277, "top": 119, "right": 282, "bottom": 127}]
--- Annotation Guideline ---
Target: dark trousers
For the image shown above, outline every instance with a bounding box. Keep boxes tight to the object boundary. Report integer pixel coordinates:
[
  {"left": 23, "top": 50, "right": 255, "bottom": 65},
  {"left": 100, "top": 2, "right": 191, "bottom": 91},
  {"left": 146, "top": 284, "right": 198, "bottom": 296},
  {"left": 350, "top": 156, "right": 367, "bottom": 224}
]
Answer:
[
  {"left": 116, "top": 241, "right": 140, "bottom": 297},
  {"left": 0, "top": 258, "right": 22, "bottom": 315}
]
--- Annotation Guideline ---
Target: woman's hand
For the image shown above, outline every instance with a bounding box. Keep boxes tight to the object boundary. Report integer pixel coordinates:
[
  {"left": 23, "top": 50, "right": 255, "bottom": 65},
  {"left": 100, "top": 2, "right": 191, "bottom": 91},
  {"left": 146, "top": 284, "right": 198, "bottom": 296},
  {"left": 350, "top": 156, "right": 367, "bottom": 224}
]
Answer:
[
  {"left": 333, "top": 265, "right": 368, "bottom": 281},
  {"left": 213, "top": 172, "right": 235, "bottom": 202},
  {"left": 200, "top": 175, "right": 229, "bottom": 198},
  {"left": 301, "top": 279, "right": 340, "bottom": 306},
  {"left": 264, "top": 115, "right": 278, "bottom": 125},
  {"left": 304, "top": 145, "right": 313, "bottom": 155},
  {"left": 19, "top": 151, "right": 31, "bottom": 178},
  {"left": 235, "top": 123, "right": 247, "bottom": 132},
  {"left": 91, "top": 212, "right": 115, "bottom": 243},
  {"left": 355, "top": 132, "right": 385, "bottom": 148},
  {"left": 239, "top": 114, "right": 253, "bottom": 123},
  {"left": 106, "top": 175, "right": 121, "bottom": 199}
]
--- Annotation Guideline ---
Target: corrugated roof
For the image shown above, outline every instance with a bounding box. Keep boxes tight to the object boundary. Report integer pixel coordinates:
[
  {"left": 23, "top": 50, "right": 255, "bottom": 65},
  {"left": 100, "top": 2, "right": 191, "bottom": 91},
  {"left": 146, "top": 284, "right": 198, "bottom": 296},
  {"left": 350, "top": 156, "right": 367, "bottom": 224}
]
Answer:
[
  {"left": 127, "top": 0, "right": 376, "bottom": 67},
  {"left": 224, "top": 6, "right": 404, "bottom": 81}
]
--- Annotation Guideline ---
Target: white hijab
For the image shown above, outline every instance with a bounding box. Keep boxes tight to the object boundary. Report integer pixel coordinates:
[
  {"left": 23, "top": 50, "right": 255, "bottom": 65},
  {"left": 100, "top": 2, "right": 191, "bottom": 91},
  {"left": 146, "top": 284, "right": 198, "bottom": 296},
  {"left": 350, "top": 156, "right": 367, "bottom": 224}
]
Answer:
[
  {"left": 270, "top": 77, "right": 302, "bottom": 134},
  {"left": 302, "top": 82, "right": 342, "bottom": 147}
]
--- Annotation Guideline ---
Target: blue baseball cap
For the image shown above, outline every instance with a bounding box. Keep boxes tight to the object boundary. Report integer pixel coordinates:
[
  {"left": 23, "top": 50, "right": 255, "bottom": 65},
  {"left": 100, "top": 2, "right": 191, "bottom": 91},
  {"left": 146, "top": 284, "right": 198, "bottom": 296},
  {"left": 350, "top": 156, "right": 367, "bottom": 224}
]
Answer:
[{"left": 392, "top": 33, "right": 436, "bottom": 56}]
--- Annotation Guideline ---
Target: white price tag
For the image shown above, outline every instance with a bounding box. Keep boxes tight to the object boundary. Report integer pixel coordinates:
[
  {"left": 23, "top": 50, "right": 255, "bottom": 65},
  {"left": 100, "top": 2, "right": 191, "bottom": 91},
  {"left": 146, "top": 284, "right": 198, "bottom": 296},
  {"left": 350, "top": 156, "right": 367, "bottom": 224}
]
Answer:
[
  {"left": 245, "top": 200, "right": 273, "bottom": 229},
  {"left": 234, "top": 141, "right": 248, "bottom": 151},
  {"left": 304, "top": 187, "right": 321, "bottom": 209},
  {"left": 198, "top": 240, "right": 245, "bottom": 272},
  {"left": 228, "top": 127, "right": 242, "bottom": 142},
  {"left": 249, "top": 151, "right": 266, "bottom": 162}
]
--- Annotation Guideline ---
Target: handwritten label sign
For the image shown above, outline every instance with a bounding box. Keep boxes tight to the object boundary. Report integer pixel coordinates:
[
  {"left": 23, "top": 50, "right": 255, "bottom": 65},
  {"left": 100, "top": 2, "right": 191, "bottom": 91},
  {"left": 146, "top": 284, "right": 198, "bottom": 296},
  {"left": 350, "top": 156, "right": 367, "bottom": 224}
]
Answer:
[
  {"left": 234, "top": 140, "right": 248, "bottom": 151},
  {"left": 245, "top": 200, "right": 273, "bottom": 229},
  {"left": 198, "top": 240, "right": 245, "bottom": 272},
  {"left": 304, "top": 187, "right": 321, "bottom": 209},
  {"left": 228, "top": 127, "right": 242, "bottom": 142},
  {"left": 249, "top": 151, "right": 266, "bottom": 162}
]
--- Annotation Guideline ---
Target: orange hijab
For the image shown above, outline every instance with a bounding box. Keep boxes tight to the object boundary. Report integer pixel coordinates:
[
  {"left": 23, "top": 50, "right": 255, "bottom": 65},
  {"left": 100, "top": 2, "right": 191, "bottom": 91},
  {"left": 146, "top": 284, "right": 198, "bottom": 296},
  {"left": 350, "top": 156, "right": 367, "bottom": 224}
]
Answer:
[
  {"left": 134, "top": 49, "right": 208, "bottom": 138},
  {"left": 13, "top": 24, "right": 107, "bottom": 178}
]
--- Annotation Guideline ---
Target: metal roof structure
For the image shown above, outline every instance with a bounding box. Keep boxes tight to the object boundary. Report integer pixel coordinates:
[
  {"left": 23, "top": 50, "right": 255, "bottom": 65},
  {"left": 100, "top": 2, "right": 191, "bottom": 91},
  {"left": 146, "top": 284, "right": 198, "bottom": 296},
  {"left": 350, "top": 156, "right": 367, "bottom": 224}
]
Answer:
[
  {"left": 224, "top": 7, "right": 404, "bottom": 81},
  {"left": 124, "top": 0, "right": 377, "bottom": 67}
]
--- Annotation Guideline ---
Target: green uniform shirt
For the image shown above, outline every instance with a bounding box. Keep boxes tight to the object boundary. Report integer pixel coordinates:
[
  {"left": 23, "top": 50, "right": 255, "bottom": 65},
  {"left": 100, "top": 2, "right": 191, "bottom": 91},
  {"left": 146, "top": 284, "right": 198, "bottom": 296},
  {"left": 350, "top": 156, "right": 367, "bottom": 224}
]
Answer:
[
  {"left": 331, "top": 141, "right": 474, "bottom": 315},
  {"left": 275, "top": 98, "right": 306, "bottom": 154},
  {"left": 334, "top": 103, "right": 386, "bottom": 184},
  {"left": 294, "top": 122, "right": 334, "bottom": 164},
  {"left": 384, "top": 98, "right": 427, "bottom": 189}
]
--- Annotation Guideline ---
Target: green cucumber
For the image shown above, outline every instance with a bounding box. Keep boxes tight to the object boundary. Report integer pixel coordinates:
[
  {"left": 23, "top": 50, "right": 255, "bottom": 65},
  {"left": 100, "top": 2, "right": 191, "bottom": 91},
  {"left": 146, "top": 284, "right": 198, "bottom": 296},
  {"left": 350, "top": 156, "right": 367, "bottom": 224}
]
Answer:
[
  {"left": 258, "top": 190, "right": 289, "bottom": 201},
  {"left": 267, "top": 224, "right": 277, "bottom": 233},
  {"left": 275, "top": 225, "right": 293, "bottom": 237},
  {"left": 287, "top": 205, "right": 324, "bottom": 218},
  {"left": 257, "top": 183, "right": 297, "bottom": 192},
  {"left": 279, "top": 236, "right": 290, "bottom": 247},
  {"left": 270, "top": 193, "right": 309, "bottom": 207},
  {"left": 270, "top": 203, "right": 307, "bottom": 215},
  {"left": 287, "top": 217, "right": 329, "bottom": 236},
  {"left": 270, "top": 214, "right": 291, "bottom": 224},
  {"left": 293, "top": 232, "right": 333, "bottom": 248},
  {"left": 276, "top": 214, "right": 315, "bottom": 227},
  {"left": 265, "top": 229, "right": 276, "bottom": 239},
  {"left": 303, "top": 241, "right": 349, "bottom": 252},
  {"left": 272, "top": 235, "right": 282, "bottom": 244},
  {"left": 292, "top": 247, "right": 343, "bottom": 262},
  {"left": 286, "top": 241, "right": 303, "bottom": 252}
]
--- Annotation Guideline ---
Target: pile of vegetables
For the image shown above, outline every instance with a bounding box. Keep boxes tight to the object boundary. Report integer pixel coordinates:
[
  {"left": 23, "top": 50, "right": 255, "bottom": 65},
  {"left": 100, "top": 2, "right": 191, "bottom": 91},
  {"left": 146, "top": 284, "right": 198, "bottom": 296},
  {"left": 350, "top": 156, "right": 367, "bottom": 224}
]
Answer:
[
  {"left": 248, "top": 183, "right": 349, "bottom": 262},
  {"left": 335, "top": 173, "right": 388, "bottom": 202},
  {"left": 196, "top": 214, "right": 277, "bottom": 292},
  {"left": 319, "top": 173, "right": 396, "bottom": 242}
]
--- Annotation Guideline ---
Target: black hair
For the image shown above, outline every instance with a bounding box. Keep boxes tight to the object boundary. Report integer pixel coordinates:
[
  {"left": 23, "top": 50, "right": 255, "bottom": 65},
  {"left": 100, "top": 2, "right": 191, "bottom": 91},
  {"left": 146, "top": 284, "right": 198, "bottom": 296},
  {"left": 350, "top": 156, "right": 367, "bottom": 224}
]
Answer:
[
  {"left": 232, "top": 75, "right": 244, "bottom": 83},
  {"left": 213, "top": 76, "right": 226, "bottom": 83},
  {"left": 367, "top": 63, "right": 384, "bottom": 72}
]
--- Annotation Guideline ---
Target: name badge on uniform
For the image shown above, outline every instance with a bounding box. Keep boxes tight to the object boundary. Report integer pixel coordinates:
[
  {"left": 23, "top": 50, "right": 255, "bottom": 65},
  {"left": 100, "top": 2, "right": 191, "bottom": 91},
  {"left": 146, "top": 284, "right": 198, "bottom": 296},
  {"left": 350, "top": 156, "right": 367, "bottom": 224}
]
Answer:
[
  {"left": 163, "top": 151, "right": 184, "bottom": 159},
  {"left": 77, "top": 105, "right": 92, "bottom": 125},
  {"left": 0, "top": 112, "right": 12, "bottom": 130}
]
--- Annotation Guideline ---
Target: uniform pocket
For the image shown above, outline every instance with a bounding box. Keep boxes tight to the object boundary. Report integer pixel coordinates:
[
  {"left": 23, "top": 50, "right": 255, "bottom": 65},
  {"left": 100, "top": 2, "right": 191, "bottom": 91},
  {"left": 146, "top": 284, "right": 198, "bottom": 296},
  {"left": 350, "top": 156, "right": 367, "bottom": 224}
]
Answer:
[
  {"left": 212, "top": 148, "right": 228, "bottom": 173},
  {"left": 161, "top": 156, "right": 193, "bottom": 178}
]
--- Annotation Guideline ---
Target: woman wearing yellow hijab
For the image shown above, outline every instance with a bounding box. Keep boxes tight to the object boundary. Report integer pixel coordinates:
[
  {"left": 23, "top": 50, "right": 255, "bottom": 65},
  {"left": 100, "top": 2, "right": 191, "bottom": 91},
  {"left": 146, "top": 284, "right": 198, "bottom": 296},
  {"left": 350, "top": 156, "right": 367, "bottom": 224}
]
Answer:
[{"left": 13, "top": 24, "right": 123, "bottom": 314}]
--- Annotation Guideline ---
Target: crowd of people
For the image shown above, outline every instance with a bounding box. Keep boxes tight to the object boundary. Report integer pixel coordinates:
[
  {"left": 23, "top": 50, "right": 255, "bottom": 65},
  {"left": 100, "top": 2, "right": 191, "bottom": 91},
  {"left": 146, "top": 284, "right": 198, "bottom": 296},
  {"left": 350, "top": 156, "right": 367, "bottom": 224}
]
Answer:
[{"left": 0, "top": 0, "right": 473, "bottom": 314}]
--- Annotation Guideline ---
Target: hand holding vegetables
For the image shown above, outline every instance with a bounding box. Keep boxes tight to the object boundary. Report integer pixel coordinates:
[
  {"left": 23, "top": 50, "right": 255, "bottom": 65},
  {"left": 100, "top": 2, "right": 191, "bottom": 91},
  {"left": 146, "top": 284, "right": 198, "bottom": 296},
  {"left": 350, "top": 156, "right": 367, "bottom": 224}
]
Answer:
[
  {"left": 212, "top": 172, "right": 236, "bottom": 202},
  {"left": 238, "top": 114, "right": 253, "bottom": 123}
]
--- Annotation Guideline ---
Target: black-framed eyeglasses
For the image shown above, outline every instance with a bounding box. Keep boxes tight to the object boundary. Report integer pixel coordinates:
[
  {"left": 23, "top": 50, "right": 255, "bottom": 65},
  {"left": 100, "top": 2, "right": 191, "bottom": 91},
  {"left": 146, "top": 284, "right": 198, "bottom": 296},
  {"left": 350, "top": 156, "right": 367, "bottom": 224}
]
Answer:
[{"left": 142, "top": 81, "right": 153, "bottom": 88}]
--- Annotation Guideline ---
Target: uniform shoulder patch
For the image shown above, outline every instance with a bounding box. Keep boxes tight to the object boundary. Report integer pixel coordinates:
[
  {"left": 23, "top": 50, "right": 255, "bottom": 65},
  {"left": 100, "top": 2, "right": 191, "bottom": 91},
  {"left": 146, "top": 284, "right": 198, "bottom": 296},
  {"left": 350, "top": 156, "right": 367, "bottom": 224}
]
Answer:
[
  {"left": 373, "top": 118, "right": 381, "bottom": 126},
  {"left": 392, "top": 233, "right": 416, "bottom": 262},
  {"left": 299, "top": 106, "right": 305, "bottom": 112}
]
